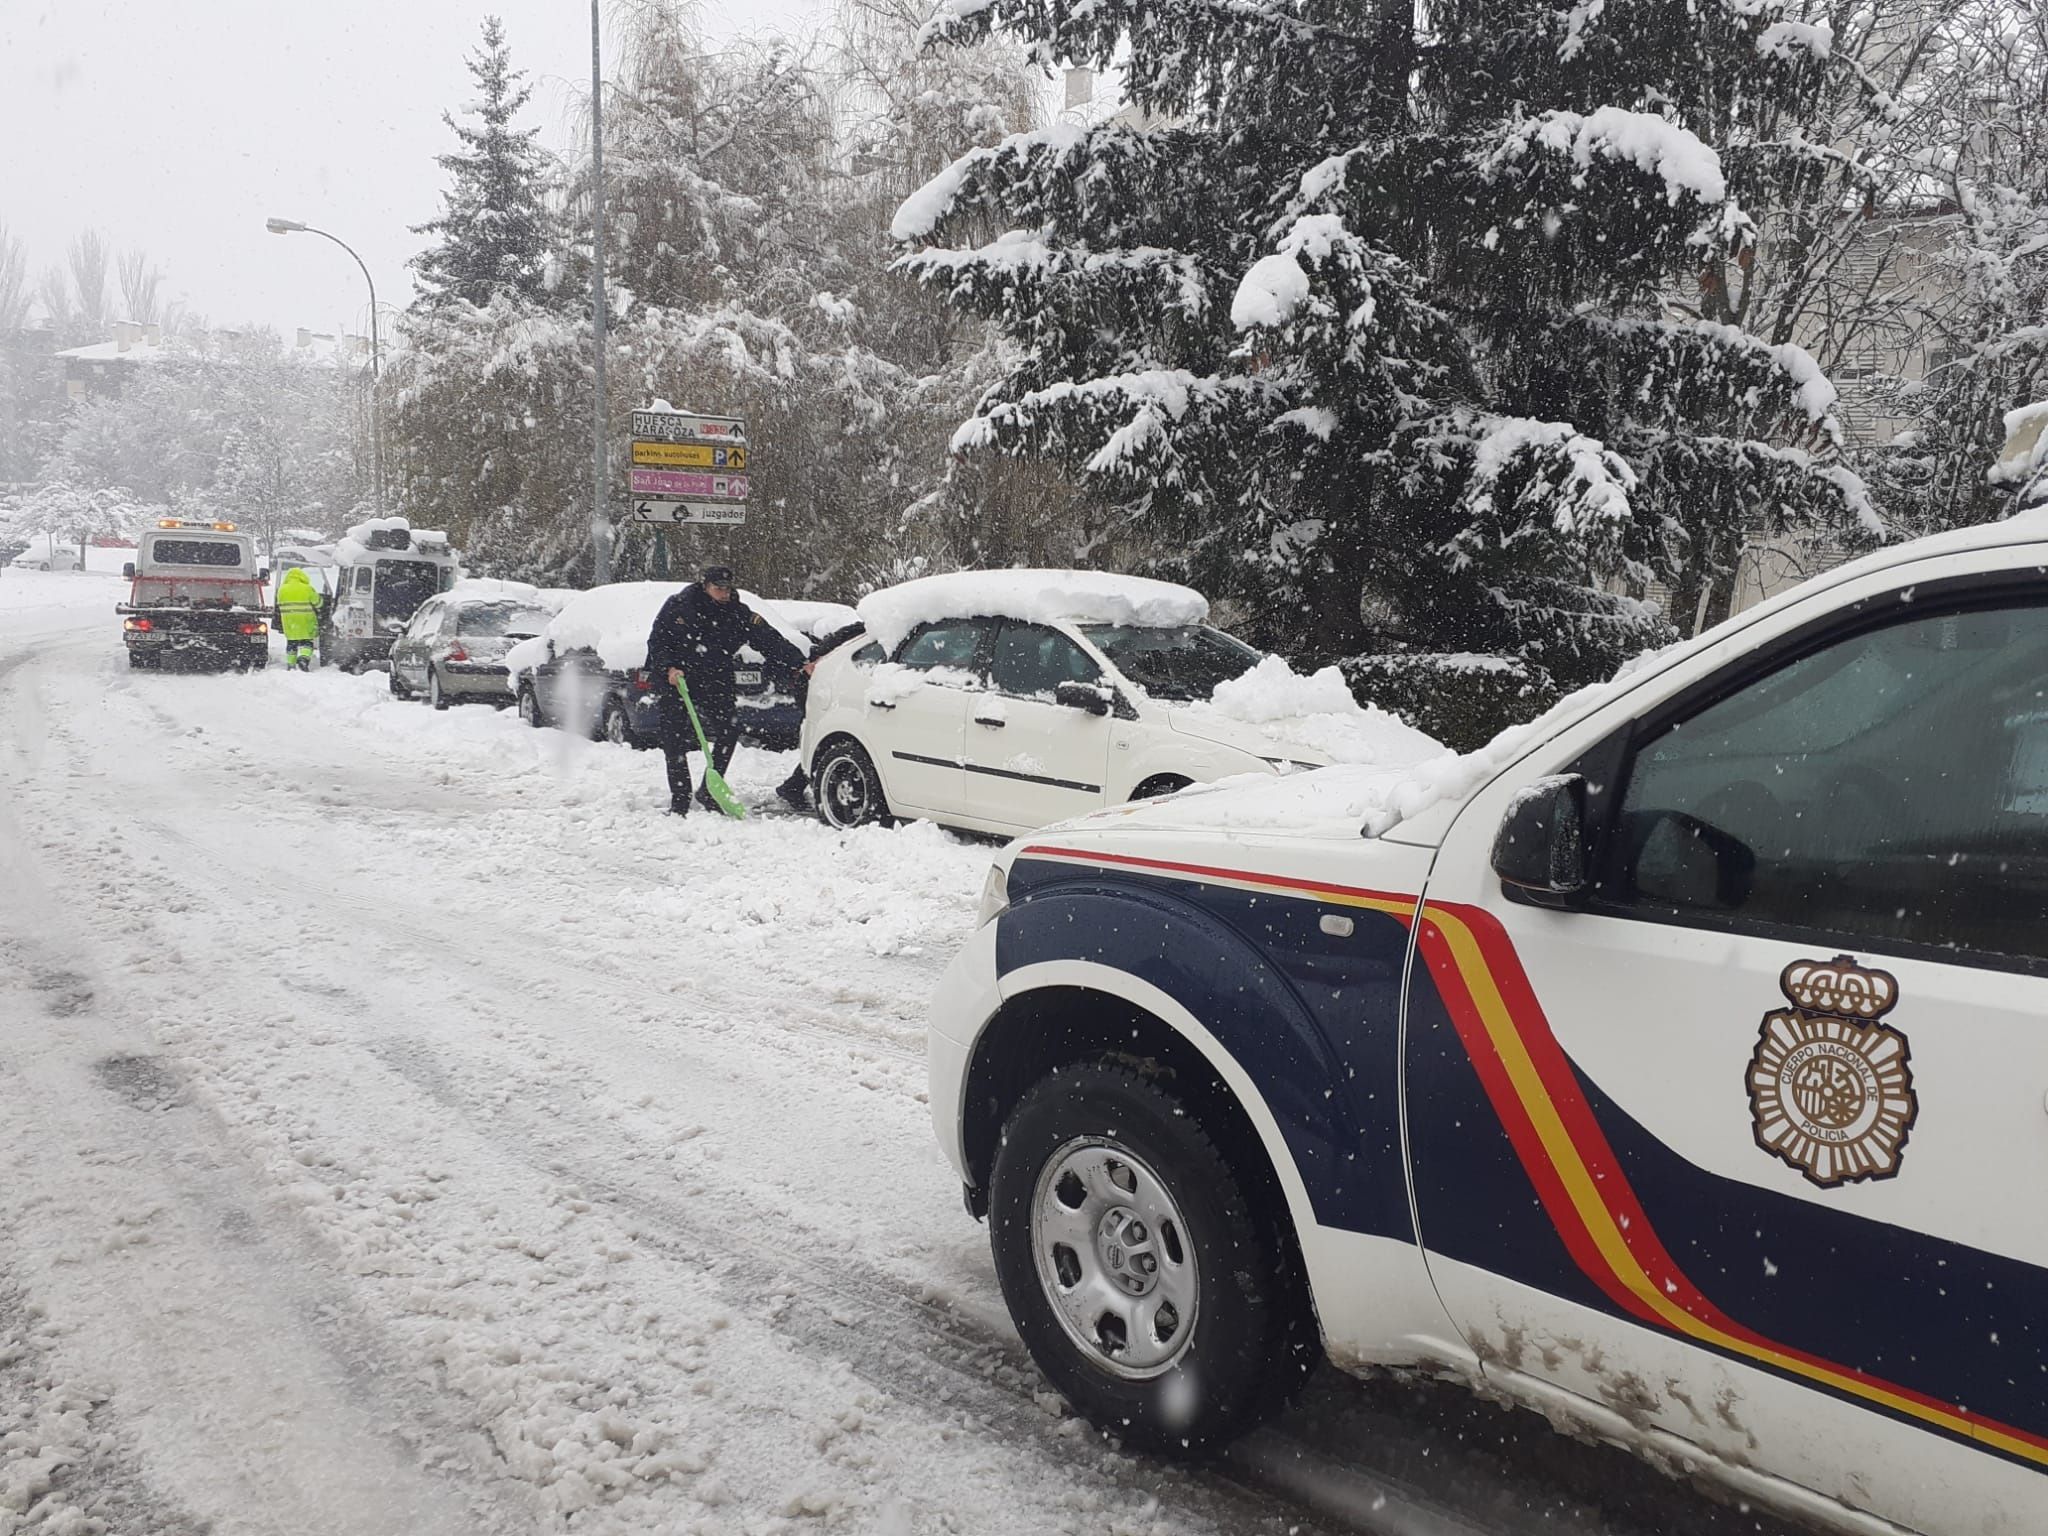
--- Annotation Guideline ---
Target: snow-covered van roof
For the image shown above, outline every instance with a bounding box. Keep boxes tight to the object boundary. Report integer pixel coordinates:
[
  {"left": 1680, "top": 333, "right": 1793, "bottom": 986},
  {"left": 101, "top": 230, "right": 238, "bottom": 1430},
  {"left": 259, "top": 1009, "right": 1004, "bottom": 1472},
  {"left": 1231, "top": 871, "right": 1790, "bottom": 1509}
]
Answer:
[
  {"left": 857, "top": 569, "right": 1208, "bottom": 652},
  {"left": 334, "top": 516, "right": 454, "bottom": 566}
]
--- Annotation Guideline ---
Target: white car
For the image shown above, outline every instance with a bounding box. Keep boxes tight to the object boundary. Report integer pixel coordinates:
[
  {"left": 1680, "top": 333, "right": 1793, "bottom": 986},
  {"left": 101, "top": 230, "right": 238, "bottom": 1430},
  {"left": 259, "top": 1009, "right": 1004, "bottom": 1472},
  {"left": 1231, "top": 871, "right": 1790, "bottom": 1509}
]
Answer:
[
  {"left": 799, "top": 569, "right": 1433, "bottom": 835},
  {"left": 9, "top": 537, "right": 80, "bottom": 573},
  {"left": 928, "top": 516, "right": 2048, "bottom": 1536}
]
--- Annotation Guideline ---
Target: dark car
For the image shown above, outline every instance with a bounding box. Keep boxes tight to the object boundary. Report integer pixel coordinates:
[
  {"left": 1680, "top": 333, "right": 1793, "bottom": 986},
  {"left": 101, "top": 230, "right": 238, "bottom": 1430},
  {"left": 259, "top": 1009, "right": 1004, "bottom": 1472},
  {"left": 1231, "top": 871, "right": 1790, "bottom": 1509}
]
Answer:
[{"left": 513, "top": 586, "right": 854, "bottom": 751}]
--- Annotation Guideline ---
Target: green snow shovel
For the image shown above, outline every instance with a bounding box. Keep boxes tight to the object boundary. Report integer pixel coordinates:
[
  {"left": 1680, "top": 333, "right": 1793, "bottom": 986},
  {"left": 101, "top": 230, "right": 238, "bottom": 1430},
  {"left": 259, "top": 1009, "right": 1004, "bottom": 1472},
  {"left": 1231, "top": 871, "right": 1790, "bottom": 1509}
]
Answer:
[{"left": 674, "top": 674, "right": 747, "bottom": 819}]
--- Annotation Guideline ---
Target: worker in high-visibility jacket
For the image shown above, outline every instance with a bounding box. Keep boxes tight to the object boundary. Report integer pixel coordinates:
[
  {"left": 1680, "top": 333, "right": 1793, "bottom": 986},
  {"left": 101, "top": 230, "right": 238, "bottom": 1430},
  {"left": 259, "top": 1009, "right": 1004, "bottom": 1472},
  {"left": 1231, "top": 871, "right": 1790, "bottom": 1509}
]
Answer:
[{"left": 276, "top": 567, "right": 322, "bottom": 671}]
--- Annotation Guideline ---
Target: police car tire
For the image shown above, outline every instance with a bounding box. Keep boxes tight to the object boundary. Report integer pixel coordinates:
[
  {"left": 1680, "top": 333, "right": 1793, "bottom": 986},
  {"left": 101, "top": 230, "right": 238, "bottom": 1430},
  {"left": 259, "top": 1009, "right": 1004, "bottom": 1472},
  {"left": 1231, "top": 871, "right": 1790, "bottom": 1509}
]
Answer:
[{"left": 988, "top": 1063, "right": 1316, "bottom": 1455}]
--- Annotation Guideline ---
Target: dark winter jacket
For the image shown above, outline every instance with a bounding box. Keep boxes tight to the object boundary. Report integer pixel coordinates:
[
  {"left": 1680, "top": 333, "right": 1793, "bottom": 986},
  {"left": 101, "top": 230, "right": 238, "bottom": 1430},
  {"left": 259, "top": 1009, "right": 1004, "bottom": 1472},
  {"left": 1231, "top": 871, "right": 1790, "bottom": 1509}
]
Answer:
[{"left": 644, "top": 583, "right": 806, "bottom": 721}]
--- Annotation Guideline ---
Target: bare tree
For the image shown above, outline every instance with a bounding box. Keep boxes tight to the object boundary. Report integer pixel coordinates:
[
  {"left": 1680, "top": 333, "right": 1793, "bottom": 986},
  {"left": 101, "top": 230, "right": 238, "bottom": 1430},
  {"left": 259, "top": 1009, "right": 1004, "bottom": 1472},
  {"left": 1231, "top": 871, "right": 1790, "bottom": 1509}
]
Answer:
[
  {"left": 118, "top": 248, "right": 163, "bottom": 325},
  {"left": 36, "top": 265, "right": 74, "bottom": 332},
  {"left": 66, "top": 230, "right": 110, "bottom": 333},
  {"left": 0, "top": 221, "right": 29, "bottom": 334}
]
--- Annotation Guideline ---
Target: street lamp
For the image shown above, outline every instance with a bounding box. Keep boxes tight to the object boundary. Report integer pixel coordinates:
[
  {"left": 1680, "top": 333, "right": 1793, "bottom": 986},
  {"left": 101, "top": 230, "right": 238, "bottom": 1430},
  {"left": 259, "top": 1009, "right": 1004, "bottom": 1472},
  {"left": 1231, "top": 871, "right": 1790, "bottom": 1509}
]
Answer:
[{"left": 266, "top": 216, "right": 385, "bottom": 519}]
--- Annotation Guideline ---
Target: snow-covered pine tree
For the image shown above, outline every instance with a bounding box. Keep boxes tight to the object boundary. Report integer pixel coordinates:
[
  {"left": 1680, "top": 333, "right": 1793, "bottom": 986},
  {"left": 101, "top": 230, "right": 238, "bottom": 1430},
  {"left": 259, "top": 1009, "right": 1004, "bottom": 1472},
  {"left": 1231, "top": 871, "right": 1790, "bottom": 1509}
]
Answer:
[
  {"left": 411, "top": 16, "right": 559, "bottom": 311},
  {"left": 901, "top": 0, "right": 1882, "bottom": 742}
]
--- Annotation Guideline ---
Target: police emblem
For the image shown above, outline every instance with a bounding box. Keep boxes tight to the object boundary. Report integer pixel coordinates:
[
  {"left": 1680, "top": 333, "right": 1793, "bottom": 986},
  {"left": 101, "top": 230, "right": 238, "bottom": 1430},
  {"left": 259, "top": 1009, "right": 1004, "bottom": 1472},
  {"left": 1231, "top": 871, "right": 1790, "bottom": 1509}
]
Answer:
[{"left": 1748, "top": 955, "right": 1918, "bottom": 1188}]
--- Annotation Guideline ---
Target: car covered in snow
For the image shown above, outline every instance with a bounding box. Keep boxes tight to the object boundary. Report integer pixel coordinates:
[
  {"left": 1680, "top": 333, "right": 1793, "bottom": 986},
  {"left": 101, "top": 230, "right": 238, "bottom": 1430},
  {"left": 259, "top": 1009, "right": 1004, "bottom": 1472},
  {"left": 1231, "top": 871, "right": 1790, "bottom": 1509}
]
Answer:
[
  {"left": 388, "top": 579, "right": 563, "bottom": 710},
  {"left": 797, "top": 570, "right": 1437, "bottom": 836},
  {"left": 927, "top": 516, "right": 2048, "bottom": 1536},
  {"left": 9, "top": 535, "right": 81, "bottom": 573},
  {"left": 507, "top": 581, "right": 832, "bottom": 750}
]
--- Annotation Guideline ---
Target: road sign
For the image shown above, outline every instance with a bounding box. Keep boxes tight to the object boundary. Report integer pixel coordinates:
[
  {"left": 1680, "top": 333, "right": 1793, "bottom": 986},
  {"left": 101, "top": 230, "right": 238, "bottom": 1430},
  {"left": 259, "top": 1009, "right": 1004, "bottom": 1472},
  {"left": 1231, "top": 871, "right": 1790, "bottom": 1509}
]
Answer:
[
  {"left": 630, "top": 409, "right": 746, "bottom": 444},
  {"left": 630, "top": 441, "right": 747, "bottom": 471},
  {"left": 629, "top": 500, "right": 749, "bottom": 526},
  {"left": 627, "top": 469, "right": 749, "bottom": 500}
]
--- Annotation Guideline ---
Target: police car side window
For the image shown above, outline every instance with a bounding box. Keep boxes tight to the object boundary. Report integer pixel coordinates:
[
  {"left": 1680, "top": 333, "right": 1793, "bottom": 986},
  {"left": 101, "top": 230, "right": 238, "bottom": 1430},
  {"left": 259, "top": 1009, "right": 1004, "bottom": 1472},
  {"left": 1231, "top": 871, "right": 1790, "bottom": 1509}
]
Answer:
[{"left": 1605, "top": 599, "right": 2048, "bottom": 965}]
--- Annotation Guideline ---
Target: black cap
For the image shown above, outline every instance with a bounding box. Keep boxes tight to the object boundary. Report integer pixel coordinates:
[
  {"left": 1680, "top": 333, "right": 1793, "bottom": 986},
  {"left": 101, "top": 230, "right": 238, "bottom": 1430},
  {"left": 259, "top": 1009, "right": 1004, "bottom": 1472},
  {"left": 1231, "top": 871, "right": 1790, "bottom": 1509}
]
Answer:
[{"left": 701, "top": 565, "right": 735, "bottom": 587}]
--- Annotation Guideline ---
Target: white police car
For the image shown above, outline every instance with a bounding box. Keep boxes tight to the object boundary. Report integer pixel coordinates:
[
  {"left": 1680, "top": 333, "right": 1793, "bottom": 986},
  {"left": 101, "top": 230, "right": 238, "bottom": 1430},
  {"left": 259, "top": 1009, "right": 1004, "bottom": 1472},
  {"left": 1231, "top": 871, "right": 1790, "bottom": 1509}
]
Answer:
[{"left": 928, "top": 514, "right": 2048, "bottom": 1535}]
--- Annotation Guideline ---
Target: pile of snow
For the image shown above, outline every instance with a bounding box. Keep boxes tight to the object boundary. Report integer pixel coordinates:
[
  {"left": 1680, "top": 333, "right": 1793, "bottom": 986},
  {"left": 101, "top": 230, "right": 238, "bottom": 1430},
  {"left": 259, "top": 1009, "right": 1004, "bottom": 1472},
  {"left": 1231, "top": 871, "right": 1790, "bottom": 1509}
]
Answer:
[
  {"left": 859, "top": 569, "right": 1207, "bottom": 652},
  {"left": 1182, "top": 656, "right": 1445, "bottom": 767},
  {"left": 508, "top": 583, "right": 816, "bottom": 680},
  {"left": 1756, "top": 19, "right": 1834, "bottom": 59},
  {"left": 1992, "top": 402, "right": 2048, "bottom": 504},
  {"left": 766, "top": 598, "right": 860, "bottom": 641},
  {"left": 443, "top": 576, "right": 566, "bottom": 611},
  {"left": 1487, "top": 107, "right": 1727, "bottom": 206}
]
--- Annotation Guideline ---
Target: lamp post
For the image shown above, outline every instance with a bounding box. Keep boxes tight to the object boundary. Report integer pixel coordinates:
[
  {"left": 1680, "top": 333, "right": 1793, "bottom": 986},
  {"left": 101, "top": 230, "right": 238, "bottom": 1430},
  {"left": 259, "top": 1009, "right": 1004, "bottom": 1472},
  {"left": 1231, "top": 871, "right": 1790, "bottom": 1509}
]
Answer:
[
  {"left": 588, "top": 0, "right": 612, "bottom": 584},
  {"left": 266, "top": 216, "right": 385, "bottom": 519}
]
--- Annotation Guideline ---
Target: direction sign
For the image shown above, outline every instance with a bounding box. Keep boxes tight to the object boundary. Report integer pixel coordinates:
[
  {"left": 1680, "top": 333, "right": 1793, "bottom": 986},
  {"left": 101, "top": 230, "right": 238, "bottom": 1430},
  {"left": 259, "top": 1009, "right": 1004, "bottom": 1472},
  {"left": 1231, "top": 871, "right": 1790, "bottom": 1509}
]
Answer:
[
  {"left": 629, "top": 500, "right": 749, "bottom": 526},
  {"left": 630, "top": 440, "right": 747, "bottom": 471},
  {"left": 628, "top": 469, "right": 748, "bottom": 500},
  {"left": 630, "top": 410, "right": 746, "bottom": 444}
]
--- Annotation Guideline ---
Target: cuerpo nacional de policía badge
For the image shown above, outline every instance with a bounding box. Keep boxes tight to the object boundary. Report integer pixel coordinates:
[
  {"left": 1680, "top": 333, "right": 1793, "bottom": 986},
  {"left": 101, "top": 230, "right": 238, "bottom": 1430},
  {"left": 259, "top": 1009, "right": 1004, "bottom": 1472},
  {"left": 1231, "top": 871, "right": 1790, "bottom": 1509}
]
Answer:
[{"left": 1748, "top": 956, "right": 1918, "bottom": 1188}]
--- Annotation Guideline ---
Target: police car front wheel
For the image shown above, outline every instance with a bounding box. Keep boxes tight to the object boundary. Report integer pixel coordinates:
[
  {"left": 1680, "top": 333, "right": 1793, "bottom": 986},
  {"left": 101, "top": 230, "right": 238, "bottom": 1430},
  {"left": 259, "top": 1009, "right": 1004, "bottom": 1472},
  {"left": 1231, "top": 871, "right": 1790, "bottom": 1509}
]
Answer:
[{"left": 988, "top": 1063, "right": 1317, "bottom": 1454}]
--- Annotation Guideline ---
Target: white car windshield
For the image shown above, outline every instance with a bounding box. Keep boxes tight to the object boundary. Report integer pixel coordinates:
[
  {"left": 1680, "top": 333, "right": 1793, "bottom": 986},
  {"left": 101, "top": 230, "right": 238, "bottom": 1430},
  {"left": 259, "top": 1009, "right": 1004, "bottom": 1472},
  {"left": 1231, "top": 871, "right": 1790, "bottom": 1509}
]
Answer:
[{"left": 1081, "top": 623, "right": 1260, "bottom": 702}]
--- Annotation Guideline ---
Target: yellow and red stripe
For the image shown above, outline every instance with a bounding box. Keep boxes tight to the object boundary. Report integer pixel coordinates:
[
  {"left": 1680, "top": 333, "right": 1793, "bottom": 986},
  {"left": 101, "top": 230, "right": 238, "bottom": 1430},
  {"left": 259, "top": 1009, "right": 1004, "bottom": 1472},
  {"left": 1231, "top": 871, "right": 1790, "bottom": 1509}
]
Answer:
[{"left": 1018, "top": 846, "right": 2048, "bottom": 1469}]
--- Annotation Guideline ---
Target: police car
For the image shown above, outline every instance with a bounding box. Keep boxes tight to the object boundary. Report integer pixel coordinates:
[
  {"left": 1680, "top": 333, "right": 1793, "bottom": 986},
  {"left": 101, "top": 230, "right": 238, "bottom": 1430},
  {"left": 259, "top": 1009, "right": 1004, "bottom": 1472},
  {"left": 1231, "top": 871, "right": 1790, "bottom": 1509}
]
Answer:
[{"left": 928, "top": 514, "right": 2048, "bottom": 1535}]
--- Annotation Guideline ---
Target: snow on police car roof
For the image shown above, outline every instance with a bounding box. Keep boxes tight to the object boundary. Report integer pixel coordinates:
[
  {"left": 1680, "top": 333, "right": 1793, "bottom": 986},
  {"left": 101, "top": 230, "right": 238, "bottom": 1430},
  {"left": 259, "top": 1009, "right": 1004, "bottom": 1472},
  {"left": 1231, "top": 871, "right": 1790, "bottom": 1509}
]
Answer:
[{"left": 856, "top": 569, "right": 1208, "bottom": 651}]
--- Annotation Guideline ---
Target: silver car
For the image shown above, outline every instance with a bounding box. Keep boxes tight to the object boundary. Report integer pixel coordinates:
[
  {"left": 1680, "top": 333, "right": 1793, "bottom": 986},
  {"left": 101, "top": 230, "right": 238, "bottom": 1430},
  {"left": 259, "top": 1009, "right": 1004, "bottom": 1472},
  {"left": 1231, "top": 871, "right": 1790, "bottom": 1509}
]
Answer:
[{"left": 389, "top": 595, "right": 554, "bottom": 710}]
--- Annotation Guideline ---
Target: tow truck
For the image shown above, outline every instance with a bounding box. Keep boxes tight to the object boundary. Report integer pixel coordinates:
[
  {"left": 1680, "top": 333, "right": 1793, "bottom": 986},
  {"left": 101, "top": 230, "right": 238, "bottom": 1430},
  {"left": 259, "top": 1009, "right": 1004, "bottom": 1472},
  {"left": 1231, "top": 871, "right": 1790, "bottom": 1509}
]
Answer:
[{"left": 118, "top": 519, "right": 270, "bottom": 671}]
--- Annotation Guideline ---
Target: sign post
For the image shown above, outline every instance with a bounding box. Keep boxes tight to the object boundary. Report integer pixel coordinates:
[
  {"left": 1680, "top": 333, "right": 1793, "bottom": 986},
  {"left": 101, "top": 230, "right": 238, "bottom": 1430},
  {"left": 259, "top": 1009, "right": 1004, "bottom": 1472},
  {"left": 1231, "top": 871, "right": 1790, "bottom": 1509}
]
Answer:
[{"left": 627, "top": 408, "right": 750, "bottom": 533}]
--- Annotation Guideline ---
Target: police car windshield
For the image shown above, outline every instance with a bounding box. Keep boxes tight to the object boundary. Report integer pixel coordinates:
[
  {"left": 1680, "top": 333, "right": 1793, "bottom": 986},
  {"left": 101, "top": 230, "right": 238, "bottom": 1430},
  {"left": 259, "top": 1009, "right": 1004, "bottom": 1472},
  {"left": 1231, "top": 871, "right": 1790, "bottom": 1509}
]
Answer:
[
  {"left": 1081, "top": 624, "right": 1260, "bottom": 702},
  {"left": 460, "top": 604, "right": 552, "bottom": 638},
  {"left": 150, "top": 539, "right": 243, "bottom": 567}
]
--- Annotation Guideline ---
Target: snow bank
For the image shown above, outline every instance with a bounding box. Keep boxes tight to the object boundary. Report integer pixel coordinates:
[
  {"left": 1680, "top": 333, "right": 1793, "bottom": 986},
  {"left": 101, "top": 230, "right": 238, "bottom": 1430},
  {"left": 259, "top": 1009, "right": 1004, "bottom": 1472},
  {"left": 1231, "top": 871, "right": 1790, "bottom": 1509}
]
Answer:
[
  {"left": 1992, "top": 402, "right": 2048, "bottom": 499},
  {"left": 1181, "top": 657, "right": 1444, "bottom": 767},
  {"left": 858, "top": 570, "right": 1208, "bottom": 652}
]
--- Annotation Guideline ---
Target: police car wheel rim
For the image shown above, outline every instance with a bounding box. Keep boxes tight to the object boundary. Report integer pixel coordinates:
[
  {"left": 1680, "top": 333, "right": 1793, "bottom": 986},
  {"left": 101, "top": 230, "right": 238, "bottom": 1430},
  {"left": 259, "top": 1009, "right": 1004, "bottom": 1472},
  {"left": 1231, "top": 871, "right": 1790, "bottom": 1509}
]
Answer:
[
  {"left": 820, "top": 756, "right": 869, "bottom": 826},
  {"left": 1031, "top": 1138, "right": 1199, "bottom": 1379}
]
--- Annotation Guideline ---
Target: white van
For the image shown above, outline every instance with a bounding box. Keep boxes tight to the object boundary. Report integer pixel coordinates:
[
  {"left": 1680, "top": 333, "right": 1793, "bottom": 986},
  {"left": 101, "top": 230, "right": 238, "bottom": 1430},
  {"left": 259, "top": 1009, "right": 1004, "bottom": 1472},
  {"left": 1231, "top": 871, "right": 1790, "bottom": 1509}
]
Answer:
[{"left": 324, "top": 518, "right": 461, "bottom": 671}]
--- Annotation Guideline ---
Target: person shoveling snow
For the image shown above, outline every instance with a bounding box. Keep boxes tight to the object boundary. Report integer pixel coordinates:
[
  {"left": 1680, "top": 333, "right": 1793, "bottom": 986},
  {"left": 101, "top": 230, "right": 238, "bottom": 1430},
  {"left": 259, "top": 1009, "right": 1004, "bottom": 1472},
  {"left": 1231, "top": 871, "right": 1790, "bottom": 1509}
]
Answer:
[{"left": 643, "top": 565, "right": 810, "bottom": 817}]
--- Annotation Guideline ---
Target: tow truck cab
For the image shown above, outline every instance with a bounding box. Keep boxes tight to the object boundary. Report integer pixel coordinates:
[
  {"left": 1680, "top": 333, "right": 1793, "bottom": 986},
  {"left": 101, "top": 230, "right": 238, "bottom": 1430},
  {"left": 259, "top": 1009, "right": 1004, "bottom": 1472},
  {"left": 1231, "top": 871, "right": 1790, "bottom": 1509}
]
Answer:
[
  {"left": 325, "top": 519, "right": 460, "bottom": 672},
  {"left": 119, "top": 520, "right": 269, "bottom": 671}
]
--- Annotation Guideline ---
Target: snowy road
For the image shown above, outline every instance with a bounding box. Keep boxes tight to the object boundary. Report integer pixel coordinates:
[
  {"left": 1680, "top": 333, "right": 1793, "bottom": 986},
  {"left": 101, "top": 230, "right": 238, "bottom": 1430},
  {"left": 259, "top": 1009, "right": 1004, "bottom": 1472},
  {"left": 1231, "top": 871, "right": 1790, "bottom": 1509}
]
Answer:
[{"left": 0, "top": 571, "right": 1801, "bottom": 1536}]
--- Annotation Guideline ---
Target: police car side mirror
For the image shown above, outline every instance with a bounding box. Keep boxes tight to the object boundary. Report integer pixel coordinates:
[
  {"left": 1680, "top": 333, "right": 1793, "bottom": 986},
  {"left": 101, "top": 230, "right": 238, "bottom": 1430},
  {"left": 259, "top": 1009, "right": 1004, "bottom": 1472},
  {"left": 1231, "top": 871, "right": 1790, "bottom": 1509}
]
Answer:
[
  {"left": 1492, "top": 774, "right": 1588, "bottom": 897},
  {"left": 123, "top": 562, "right": 135, "bottom": 578},
  {"left": 1055, "top": 680, "right": 1112, "bottom": 715}
]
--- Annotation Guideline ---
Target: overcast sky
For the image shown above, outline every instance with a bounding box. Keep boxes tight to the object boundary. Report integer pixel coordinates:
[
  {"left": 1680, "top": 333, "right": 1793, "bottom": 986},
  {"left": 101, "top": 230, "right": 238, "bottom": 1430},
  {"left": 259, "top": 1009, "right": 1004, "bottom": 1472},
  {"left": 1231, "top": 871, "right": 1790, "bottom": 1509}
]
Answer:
[{"left": 0, "top": 0, "right": 824, "bottom": 338}]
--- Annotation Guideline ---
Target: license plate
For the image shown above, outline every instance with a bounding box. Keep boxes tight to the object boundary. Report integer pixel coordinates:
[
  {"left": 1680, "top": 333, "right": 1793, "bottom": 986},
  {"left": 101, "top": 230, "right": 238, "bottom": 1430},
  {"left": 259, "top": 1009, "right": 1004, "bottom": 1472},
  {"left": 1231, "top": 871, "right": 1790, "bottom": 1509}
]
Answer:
[{"left": 734, "top": 669, "right": 762, "bottom": 685}]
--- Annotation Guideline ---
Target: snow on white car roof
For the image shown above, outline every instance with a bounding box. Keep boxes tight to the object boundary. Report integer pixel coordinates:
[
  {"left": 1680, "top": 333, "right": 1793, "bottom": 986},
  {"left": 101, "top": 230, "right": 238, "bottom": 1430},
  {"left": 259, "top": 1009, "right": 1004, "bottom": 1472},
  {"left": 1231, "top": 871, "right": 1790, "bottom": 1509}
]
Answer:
[
  {"left": 441, "top": 576, "right": 563, "bottom": 610},
  {"left": 857, "top": 569, "right": 1208, "bottom": 651}
]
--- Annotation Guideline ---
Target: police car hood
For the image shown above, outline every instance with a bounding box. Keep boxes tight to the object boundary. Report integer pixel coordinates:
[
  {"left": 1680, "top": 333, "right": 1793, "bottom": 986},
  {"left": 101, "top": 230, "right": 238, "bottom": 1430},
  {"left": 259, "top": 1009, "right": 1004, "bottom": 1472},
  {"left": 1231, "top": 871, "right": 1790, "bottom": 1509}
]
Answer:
[{"left": 1048, "top": 760, "right": 1452, "bottom": 842}]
